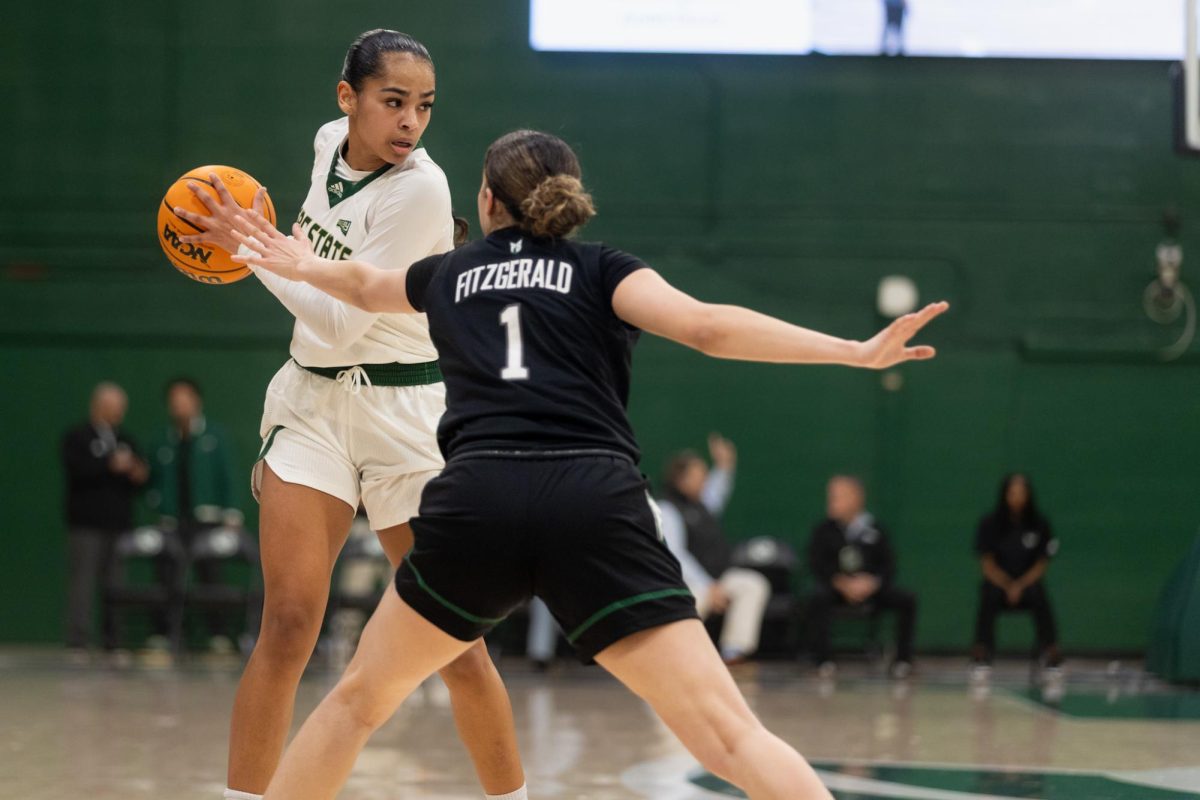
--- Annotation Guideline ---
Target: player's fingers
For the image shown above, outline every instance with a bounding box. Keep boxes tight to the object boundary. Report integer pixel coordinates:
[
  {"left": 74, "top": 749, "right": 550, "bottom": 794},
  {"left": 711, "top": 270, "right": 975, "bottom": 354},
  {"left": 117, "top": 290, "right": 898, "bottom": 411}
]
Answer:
[
  {"left": 903, "top": 345, "right": 937, "bottom": 361},
  {"left": 172, "top": 205, "right": 210, "bottom": 227},
  {"left": 230, "top": 219, "right": 267, "bottom": 249},
  {"left": 231, "top": 252, "right": 265, "bottom": 268},
  {"left": 209, "top": 172, "right": 237, "bottom": 207},
  {"left": 911, "top": 301, "right": 950, "bottom": 330},
  {"left": 234, "top": 213, "right": 273, "bottom": 240},
  {"left": 186, "top": 181, "right": 220, "bottom": 213},
  {"left": 252, "top": 186, "right": 269, "bottom": 215},
  {"left": 177, "top": 234, "right": 213, "bottom": 245}
]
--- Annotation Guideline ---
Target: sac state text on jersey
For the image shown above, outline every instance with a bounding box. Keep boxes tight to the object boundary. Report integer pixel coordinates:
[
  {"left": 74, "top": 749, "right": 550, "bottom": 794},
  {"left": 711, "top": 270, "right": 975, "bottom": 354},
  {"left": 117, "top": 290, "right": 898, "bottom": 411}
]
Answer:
[
  {"left": 454, "top": 257, "right": 574, "bottom": 303},
  {"left": 296, "top": 208, "right": 353, "bottom": 261}
]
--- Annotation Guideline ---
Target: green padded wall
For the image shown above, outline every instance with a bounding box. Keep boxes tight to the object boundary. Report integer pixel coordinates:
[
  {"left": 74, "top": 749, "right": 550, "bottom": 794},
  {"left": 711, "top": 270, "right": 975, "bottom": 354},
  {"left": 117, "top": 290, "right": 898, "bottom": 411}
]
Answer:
[{"left": 2, "top": 1, "right": 1198, "bottom": 650}]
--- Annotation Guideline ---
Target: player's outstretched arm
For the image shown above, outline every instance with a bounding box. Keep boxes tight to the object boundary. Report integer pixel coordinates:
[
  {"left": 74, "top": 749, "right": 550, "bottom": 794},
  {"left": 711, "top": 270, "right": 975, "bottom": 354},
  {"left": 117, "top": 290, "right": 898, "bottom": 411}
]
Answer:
[
  {"left": 232, "top": 215, "right": 416, "bottom": 314},
  {"left": 612, "top": 268, "right": 947, "bottom": 369}
]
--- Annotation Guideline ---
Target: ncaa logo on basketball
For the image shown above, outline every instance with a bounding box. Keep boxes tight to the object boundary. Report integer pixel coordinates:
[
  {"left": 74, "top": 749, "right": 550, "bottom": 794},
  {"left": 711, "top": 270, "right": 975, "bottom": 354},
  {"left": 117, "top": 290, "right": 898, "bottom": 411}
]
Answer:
[
  {"left": 171, "top": 264, "right": 222, "bottom": 284},
  {"left": 161, "top": 223, "right": 214, "bottom": 265}
]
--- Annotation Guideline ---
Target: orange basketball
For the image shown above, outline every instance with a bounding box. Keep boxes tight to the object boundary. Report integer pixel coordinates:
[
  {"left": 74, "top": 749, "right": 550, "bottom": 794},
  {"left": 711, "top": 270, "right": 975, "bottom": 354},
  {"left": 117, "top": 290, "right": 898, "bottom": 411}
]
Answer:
[{"left": 156, "top": 165, "right": 276, "bottom": 285}]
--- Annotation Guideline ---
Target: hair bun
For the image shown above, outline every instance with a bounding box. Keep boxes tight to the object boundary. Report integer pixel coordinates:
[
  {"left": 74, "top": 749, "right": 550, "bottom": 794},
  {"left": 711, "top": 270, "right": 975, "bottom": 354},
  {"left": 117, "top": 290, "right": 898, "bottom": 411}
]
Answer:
[{"left": 520, "top": 175, "right": 596, "bottom": 239}]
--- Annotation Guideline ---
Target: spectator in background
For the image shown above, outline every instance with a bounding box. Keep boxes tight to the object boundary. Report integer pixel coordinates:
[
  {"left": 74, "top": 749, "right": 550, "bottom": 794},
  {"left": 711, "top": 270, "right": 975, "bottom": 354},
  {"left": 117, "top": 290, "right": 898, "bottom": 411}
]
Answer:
[
  {"left": 145, "top": 378, "right": 243, "bottom": 653},
  {"left": 971, "top": 473, "right": 1061, "bottom": 678},
  {"left": 807, "top": 475, "right": 916, "bottom": 678},
  {"left": 60, "top": 381, "right": 148, "bottom": 659},
  {"left": 658, "top": 434, "right": 770, "bottom": 664}
]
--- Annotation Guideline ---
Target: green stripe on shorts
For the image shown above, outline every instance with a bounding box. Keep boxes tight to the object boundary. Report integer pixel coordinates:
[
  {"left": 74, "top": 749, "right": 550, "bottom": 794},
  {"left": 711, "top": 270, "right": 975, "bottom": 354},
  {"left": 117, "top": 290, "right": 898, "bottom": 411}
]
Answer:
[
  {"left": 566, "top": 588, "right": 695, "bottom": 644},
  {"left": 256, "top": 425, "right": 284, "bottom": 461},
  {"left": 407, "top": 559, "right": 506, "bottom": 626}
]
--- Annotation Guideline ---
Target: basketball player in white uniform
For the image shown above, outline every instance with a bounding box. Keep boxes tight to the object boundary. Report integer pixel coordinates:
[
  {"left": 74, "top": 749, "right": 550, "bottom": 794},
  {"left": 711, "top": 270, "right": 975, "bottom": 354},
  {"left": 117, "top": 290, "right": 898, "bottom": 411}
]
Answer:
[{"left": 172, "top": 29, "right": 527, "bottom": 800}]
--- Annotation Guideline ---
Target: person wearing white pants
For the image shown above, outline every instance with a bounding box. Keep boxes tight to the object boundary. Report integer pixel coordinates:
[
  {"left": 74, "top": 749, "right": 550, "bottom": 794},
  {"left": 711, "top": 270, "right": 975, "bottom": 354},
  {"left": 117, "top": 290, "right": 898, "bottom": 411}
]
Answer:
[{"left": 658, "top": 435, "right": 771, "bottom": 663}]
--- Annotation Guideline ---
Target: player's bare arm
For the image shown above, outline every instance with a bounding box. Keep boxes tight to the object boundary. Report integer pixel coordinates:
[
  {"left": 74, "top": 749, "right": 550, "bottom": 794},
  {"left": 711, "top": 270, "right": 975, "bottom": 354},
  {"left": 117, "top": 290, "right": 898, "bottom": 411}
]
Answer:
[{"left": 611, "top": 268, "right": 948, "bottom": 369}]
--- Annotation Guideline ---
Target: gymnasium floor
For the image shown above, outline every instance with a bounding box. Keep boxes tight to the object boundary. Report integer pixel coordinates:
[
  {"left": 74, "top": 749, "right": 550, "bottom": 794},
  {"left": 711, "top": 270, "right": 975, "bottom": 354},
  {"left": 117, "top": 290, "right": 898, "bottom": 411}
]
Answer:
[{"left": 5, "top": 650, "right": 1199, "bottom": 800}]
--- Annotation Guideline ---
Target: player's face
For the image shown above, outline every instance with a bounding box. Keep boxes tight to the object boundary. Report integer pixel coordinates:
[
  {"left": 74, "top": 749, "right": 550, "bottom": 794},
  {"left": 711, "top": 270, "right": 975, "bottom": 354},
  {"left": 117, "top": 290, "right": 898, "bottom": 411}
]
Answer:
[{"left": 340, "top": 53, "right": 436, "bottom": 169}]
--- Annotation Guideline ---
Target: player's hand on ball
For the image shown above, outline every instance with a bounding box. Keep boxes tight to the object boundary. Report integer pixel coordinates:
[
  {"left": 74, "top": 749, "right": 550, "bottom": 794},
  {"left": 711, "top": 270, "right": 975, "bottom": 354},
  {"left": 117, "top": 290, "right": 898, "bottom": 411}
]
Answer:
[
  {"left": 857, "top": 301, "right": 949, "bottom": 369},
  {"left": 232, "top": 219, "right": 314, "bottom": 281},
  {"left": 174, "top": 172, "right": 272, "bottom": 253}
]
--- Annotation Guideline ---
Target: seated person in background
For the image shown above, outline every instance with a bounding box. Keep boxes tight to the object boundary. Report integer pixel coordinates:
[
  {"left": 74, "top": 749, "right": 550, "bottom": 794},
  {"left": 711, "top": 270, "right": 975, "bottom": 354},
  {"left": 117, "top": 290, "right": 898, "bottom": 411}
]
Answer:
[
  {"left": 807, "top": 475, "right": 916, "bottom": 678},
  {"left": 145, "top": 377, "right": 243, "bottom": 654},
  {"left": 658, "top": 434, "right": 770, "bottom": 665},
  {"left": 971, "top": 472, "right": 1062, "bottom": 676}
]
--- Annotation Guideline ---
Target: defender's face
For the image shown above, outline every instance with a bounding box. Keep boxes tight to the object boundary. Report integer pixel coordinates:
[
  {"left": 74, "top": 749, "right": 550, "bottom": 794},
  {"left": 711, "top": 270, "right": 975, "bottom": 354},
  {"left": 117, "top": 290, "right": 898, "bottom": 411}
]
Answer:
[{"left": 342, "top": 53, "right": 435, "bottom": 168}]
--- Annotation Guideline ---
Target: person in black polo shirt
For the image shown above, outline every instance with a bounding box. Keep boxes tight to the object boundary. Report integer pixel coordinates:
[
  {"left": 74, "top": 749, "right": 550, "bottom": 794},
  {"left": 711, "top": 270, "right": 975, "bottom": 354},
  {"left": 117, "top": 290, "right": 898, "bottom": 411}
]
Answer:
[
  {"left": 60, "top": 382, "right": 148, "bottom": 656},
  {"left": 807, "top": 475, "right": 917, "bottom": 678},
  {"left": 971, "top": 473, "right": 1061, "bottom": 674}
]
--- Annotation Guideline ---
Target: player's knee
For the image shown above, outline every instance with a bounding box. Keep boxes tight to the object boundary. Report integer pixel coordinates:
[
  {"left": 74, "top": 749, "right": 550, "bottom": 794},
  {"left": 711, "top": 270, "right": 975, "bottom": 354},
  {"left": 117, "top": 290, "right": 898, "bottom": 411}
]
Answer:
[
  {"left": 438, "top": 640, "right": 496, "bottom": 687},
  {"left": 328, "top": 673, "right": 397, "bottom": 732},
  {"left": 257, "top": 598, "right": 324, "bottom": 662}
]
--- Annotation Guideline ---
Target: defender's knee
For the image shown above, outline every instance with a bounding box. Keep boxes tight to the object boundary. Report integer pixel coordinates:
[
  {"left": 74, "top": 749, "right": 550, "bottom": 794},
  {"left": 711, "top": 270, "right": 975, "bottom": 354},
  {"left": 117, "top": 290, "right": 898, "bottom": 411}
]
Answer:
[
  {"left": 328, "top": 673, "right": 399, "bottom": 732},
  {"left": 438, "top": 640, "right": 497, "bottom": 687}
]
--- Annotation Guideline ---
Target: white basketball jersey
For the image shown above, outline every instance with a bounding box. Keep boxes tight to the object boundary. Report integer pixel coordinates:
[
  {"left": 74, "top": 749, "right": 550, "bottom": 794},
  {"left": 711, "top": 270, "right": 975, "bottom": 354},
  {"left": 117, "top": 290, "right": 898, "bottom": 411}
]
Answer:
[{"left": 287, "top": 117, "right": 453, "bottom": 366}]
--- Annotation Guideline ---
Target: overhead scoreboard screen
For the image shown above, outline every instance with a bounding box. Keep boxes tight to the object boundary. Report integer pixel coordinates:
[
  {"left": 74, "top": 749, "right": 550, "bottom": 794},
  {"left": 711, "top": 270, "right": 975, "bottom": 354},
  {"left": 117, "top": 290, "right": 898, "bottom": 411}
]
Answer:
[{"left": 529, "top": 0, "right": 1183, "bottom": 60}]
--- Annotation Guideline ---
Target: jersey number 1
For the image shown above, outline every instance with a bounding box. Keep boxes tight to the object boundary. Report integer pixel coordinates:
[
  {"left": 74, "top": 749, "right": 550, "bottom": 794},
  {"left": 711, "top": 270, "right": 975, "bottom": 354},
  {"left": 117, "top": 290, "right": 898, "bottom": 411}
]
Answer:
[{"left": 499, "top": 304, "right": 529, "bottom": 380}]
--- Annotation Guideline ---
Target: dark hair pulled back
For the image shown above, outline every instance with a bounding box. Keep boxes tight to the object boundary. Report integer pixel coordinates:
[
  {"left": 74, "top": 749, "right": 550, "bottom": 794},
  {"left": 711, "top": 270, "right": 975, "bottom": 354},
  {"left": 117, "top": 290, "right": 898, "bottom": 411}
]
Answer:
[
  {"left": 484, "top": 130, "right": 596, "bottom": 239},
  {"left": 341, "top": 29, "right": 433, "bottom": 91}
]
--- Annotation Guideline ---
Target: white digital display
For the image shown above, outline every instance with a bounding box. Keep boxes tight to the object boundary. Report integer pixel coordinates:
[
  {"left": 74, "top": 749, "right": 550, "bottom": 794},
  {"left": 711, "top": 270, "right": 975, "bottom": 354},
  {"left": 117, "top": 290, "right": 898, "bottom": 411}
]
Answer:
[
  {"left": 530, "top": 0, "right": 813, "bottom": 55},
  {"left": 530, "top": 0, "right": 1184, "bottom": 60}
]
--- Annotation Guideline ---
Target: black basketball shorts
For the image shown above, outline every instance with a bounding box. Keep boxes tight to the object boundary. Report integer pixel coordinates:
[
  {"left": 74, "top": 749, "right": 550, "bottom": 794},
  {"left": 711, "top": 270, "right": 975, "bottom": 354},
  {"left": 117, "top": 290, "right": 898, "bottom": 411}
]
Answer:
[{"left": 395, "top": 451, "right": 699, "bottom": 662}]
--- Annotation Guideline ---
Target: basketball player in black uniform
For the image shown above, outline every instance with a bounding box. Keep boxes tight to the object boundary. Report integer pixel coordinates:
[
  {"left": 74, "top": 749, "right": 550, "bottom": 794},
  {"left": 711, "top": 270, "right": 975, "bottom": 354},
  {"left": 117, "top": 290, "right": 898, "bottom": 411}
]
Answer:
[{"left": 233, "top": 130, "right": 947, "bottom": 800}]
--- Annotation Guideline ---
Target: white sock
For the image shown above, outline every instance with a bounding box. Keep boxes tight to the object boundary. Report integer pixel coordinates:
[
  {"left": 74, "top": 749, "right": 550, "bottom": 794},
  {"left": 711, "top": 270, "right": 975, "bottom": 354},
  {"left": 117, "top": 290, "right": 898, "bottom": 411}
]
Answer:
[
  {"left": 485, "top": 783, "right": 528, "bottom": 800},
  {"left": 224, "top": 790, "right": 263, "bottom": 800}
]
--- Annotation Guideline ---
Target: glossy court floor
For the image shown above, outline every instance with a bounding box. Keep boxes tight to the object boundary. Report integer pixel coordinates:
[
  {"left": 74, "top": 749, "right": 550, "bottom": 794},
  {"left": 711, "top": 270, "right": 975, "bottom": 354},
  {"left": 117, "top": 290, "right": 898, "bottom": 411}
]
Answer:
[{"left": 4, "top": 650, "right": 1199, "bottom": 800}]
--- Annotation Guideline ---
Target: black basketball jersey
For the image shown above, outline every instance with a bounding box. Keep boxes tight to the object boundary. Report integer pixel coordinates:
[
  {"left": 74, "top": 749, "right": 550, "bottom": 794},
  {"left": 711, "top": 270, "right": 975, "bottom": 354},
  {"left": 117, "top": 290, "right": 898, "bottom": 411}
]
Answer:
[{"left": 406, "top": 226, "right": 647, "bottom": 462}]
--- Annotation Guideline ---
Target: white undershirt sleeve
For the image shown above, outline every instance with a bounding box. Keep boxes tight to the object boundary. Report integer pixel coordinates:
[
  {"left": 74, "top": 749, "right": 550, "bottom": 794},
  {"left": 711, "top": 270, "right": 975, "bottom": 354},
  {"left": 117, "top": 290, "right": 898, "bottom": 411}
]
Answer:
[{"left": 251, "top": 264, "right": 380, "bottom": 349}]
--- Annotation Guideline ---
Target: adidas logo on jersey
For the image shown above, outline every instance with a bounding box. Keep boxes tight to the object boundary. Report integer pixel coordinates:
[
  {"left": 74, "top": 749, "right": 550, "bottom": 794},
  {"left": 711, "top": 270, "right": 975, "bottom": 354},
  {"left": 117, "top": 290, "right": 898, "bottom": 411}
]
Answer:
[
  {"left": 328, "top": 180, "right": 345, "bottom": 198},
  {"left": 336, "top": 219, "right": 352, "bottom": 235},
  {"left": 510, "top": 238, "right": 523, "bottom": 254}
]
